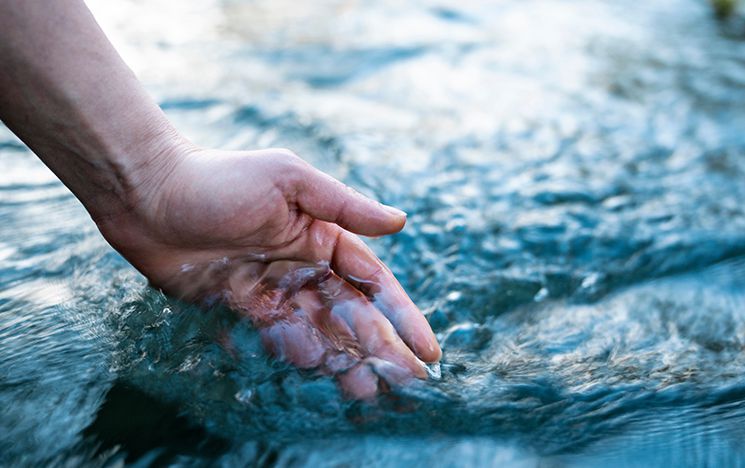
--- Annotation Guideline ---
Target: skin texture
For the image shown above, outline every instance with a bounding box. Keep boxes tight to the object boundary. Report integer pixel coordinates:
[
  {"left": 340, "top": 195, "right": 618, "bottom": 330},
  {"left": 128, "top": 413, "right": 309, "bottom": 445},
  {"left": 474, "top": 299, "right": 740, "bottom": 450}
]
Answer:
[
  {"left": 0, "top": 0, "right": 441, "bottom": 398},
  {"left": 98, "top": 146, "right": 442, "bottom": 396}
]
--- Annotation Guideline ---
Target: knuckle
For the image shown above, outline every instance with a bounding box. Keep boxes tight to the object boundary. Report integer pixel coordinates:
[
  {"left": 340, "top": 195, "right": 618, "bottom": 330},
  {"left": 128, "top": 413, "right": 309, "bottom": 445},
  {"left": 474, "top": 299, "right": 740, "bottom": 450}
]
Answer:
[
  {"left": 274, "top": 147, "right": 304, "bottom": 165},
  {"left": 277, "top": 148, "right": 313, "bottom": 176},
  {"left": 270, "top": 148, "right": 313, "bottom": 197}
]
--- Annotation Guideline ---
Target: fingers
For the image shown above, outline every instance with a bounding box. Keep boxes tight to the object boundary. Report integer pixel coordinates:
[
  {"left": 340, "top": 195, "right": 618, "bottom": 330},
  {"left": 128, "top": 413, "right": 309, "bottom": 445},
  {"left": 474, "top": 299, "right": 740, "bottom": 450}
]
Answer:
[
  {"left": 337, "top": 358, "right": 418, "bottom": 400},
  {"left": 293, "top": 288, "right": 364, "bottom": 364},
  {"left": 317, "top": 273, "right": 427, "bottom": 379},
  {"left": 288, "top": 156, "right": 406, "bottom": 236},
  {"left": 223, "top": 221, "right": 441, "bottom": 365},
  {"left": 252, "top": 281, "right": 425, "bottom": 399},
  {"left": 260, "top": 316, "right": 327, "bottom": 369},
  {"left": 338, "top": 362, "right": 379, "bottom": 400},
  {"left": 331, "top": 231, "right": 442, "bottom": 363}
]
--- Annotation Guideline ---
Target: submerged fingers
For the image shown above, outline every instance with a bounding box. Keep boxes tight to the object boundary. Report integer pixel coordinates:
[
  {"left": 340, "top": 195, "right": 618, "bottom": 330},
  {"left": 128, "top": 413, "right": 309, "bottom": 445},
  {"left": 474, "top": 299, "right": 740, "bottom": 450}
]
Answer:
[
  {"left": 229, "top": 255, "right": 433, "bottom": 399},
  {"left": 248, "top": 274, "right": 426, "bottom": 399},
  {"left": 317, "top": 273, "right": 426, "bottom": 379},
  {"left": 337, "top": 357, "right": 422, "bottom": 400},
  {"left": 338, "top": 362, "right": 379, "bottom": 400},
  {"left": 265, "top": 221, "right": 441, "bottom": 363},
  {"left": 259, "top": 310, "right": 326, "bottom": 369},
  {"left": 331, "top": 231, "right": 442, "bottom": 362}
]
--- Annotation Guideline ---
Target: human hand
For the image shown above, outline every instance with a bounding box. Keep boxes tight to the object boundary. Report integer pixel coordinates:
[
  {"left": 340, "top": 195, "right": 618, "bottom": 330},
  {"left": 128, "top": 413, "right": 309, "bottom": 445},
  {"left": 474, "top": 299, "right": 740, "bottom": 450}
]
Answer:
[
  {"left": 0, "top": 0, "right": 439, "bottom": 399},
  {"left": 96, "top": 145, "right": 441, "bottom": 399}
]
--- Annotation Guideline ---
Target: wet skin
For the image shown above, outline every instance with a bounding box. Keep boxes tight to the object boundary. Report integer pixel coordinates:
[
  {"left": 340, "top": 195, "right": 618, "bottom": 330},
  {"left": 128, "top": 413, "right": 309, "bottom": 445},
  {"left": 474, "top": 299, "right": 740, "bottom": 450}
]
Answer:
[
  {"left": 0, "top": 1, "right": 440, "bottom": 399},
  {"left": 96, "top": 147, "right": 442, "bottom": 399}
]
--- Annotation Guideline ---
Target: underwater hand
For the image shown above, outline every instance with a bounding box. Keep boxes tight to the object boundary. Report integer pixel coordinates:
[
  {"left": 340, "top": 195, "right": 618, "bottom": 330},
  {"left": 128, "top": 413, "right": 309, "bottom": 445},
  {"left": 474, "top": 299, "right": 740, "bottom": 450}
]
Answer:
[{"left": 96, "top": 145, "right": 442, "bottom": 399}]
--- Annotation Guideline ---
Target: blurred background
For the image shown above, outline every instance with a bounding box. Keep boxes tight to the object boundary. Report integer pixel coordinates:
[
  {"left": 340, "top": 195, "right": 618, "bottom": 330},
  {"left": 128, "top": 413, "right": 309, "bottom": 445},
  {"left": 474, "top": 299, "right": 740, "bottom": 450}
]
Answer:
[{"left": 2, "top": 0, "right": 745, "bottom": 466}]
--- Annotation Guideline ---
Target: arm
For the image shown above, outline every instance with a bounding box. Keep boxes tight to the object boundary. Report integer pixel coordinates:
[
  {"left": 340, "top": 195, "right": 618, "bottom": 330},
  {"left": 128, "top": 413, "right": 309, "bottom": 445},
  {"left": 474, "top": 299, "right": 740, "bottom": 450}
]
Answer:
[
  {"left": 0, "top": 0, "right": 183, "bottom": 221},
  {"left": 0, "top": 0, "right": 440, "bottom": 398}
]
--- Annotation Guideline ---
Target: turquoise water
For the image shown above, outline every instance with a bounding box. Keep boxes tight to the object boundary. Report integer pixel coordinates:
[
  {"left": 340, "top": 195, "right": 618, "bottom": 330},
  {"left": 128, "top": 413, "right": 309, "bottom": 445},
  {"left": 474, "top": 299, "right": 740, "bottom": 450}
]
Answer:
[{"left": 2, "top": 0, "right": 745, "bottom": 465}]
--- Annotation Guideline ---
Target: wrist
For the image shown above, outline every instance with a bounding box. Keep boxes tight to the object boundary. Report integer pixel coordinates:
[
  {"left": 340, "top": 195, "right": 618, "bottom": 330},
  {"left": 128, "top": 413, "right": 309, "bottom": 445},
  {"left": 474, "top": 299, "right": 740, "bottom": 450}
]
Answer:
[{"left": 78, "top": 115, "right": 192, "bottom": 225}]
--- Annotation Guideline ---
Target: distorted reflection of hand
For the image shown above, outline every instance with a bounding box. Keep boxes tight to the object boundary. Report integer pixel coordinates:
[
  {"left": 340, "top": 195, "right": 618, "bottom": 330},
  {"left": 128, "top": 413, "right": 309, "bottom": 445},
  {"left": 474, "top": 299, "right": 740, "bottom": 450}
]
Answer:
[{"left": 96, "top": 146, "right": 441, "bottom": 398}]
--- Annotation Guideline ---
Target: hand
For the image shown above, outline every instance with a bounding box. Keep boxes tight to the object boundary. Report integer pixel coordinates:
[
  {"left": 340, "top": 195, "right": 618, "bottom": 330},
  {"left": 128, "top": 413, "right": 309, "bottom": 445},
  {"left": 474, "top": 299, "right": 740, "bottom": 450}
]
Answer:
[
  {"left": 0, "top": 0, "right": 439, "bottom": 399},
  {"left": 96, "top": 145, "right": 441, "bottom": 399}
]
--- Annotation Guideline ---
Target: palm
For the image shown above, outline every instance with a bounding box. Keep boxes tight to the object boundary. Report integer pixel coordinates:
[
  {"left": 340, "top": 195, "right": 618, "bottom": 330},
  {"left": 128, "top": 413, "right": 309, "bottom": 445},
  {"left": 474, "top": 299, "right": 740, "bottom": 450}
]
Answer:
[{"left": 98, "top": 148, "right": 440, "bottom": 399}]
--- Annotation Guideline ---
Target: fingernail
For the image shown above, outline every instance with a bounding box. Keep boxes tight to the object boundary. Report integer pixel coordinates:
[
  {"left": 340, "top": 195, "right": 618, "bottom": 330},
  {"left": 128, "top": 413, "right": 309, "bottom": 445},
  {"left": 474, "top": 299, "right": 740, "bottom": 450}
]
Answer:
[{"left": 383, "top": 204, "right": 407, "bottom": 217}]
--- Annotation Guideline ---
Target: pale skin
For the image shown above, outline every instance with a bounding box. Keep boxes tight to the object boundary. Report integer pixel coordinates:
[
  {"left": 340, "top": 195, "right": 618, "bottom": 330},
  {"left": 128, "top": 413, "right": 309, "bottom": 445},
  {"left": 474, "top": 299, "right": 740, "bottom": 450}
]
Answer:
[{"left": 0, "top": 0, "right": 441, "bottom": 399}]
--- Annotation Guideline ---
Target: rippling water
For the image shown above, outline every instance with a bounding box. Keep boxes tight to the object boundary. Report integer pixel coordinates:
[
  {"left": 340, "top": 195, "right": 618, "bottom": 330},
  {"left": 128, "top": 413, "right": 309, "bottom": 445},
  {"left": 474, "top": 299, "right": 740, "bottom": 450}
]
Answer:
[{"left": 2, "top": 0, "right": 745, "bottom": 465}]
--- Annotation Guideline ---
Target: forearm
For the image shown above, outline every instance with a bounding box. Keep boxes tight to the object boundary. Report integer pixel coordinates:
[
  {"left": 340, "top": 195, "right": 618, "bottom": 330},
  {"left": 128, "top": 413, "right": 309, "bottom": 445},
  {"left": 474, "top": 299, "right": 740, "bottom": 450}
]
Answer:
[{"left": 0, "top": 0, "right": 185, "bottom": 221}]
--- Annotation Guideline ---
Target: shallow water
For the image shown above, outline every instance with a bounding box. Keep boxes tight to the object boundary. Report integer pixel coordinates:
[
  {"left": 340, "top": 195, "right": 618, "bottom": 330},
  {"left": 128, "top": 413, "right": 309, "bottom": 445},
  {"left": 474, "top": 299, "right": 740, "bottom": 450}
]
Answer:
[{"left": 2, "top": 0, "right": 745, "bottom": 466}]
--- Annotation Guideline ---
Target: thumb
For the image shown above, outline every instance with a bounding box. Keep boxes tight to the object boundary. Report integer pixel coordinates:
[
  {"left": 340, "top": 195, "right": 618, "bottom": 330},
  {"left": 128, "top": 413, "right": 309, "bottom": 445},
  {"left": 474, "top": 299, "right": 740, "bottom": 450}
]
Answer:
[{"left": 291, "top": 161, "right": 407, "bottom": 237}]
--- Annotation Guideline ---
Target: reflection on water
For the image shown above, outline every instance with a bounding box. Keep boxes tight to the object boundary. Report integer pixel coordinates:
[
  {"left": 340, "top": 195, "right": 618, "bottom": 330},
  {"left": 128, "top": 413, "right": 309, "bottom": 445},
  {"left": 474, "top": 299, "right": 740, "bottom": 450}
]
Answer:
[{"left": 2, "top": 0, "right": 745, "bottom": 465}]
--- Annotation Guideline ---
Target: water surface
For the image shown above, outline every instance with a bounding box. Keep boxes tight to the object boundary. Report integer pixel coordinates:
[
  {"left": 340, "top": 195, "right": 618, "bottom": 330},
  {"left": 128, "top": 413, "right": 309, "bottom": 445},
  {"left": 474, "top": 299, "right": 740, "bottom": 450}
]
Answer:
[{"left": 2, "top": 0, "right": 745, "bottom": 465}]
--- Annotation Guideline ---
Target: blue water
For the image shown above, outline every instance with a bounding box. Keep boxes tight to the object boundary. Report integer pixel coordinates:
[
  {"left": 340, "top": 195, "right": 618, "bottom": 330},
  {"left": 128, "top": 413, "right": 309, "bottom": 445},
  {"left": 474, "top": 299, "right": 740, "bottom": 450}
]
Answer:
[{"left": 2, "top": 0, "right": 745, "bottom": 466}]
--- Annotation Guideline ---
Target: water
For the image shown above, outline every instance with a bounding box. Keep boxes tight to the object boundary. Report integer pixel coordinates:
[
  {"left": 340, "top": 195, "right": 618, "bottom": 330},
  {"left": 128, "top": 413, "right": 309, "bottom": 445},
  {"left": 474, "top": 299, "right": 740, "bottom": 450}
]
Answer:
[{"left": 2, "top": 0, "right": 745, "bottom": 465}]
